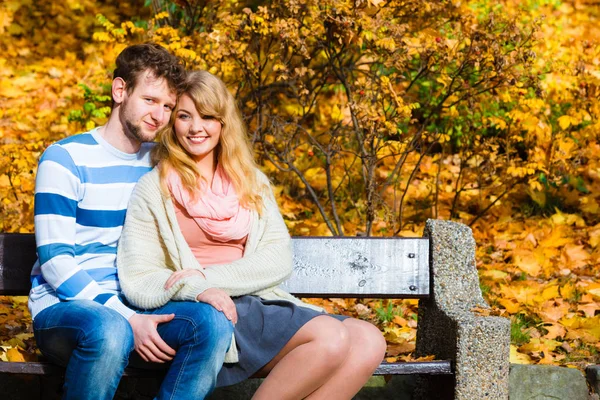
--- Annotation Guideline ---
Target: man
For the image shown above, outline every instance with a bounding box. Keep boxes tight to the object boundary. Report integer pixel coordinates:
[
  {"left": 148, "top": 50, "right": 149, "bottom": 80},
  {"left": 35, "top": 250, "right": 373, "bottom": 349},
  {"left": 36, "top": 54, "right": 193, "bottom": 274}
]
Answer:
[{"left": 28, "top": 43, "right": 233, "bottom": 400}]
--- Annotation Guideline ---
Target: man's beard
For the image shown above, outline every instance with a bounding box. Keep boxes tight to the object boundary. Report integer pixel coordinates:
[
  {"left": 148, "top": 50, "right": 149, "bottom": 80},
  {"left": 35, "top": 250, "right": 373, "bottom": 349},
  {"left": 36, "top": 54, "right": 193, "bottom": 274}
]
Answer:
[
  {"left": 119, "top": 100, "right": 158, "bottom": 144},
  {"left": 123, "top": 119, "right": 148, "bottom": 143}
]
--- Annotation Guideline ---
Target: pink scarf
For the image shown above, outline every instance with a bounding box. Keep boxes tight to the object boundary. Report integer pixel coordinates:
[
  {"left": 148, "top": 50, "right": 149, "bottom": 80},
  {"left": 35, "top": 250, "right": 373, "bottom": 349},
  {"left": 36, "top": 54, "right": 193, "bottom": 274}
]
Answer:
[{"left": 166, "top": 165, "right": 251, "bottom": 242}]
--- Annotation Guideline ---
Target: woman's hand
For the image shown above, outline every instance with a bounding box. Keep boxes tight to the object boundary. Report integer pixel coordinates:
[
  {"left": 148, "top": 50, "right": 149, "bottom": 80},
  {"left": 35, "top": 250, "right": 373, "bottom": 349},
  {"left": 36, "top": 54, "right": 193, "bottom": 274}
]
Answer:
[
  {"left": 164, "top": 269, "right": 206, "bottom": 290},
  {"left": 197, "top": 288, "right": 238, "bottom": 324}
]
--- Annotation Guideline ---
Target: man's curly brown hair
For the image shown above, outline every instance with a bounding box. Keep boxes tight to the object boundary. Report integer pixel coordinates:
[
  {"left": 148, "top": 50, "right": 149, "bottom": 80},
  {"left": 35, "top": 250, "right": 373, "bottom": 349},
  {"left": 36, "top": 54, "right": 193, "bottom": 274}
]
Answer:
[{"left": 113, "top": 43, "right": 186, "bottom": 96}]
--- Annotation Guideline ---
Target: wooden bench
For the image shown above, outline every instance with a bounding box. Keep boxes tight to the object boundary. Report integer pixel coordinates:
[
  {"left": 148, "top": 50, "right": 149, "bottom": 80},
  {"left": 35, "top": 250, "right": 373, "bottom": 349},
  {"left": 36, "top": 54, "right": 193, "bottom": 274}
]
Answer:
[{"left": 0, "top": 219, "right": 510, "bottom": 399}]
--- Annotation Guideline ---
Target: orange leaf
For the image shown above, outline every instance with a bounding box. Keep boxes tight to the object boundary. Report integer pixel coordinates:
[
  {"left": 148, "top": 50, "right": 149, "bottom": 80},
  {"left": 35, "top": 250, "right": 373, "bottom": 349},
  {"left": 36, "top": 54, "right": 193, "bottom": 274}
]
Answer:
[
  {"left": 393, "top": 315, "right": 407, "bottom": 327},
  {"left": 543, "top": 323, "right": 566, "bottom": 340},
  {"left": 577, "top": 303, "right": 600, "bottom": 318},
  {"left": 562, "top": 244, "right": 590, "bottom": 269},
  {"left": 386, "top": 342, "right": 416, "bottom": 356},
  {"left": 538, "top": 301, "right": 569, "bottom": 322}
]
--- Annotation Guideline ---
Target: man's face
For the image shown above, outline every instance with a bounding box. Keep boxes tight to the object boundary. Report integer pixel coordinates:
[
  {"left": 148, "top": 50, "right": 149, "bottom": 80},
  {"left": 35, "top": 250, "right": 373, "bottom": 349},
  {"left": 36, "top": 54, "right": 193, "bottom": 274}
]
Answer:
[{"left": 119, "top": 70, "right": 177, "bottom": 143}]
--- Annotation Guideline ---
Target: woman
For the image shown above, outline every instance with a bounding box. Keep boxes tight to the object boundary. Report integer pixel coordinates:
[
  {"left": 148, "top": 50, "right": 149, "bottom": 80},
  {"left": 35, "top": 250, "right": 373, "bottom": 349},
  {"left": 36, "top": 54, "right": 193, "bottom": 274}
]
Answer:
[{"left": 117, "top": 70, "right": 386, "bottom": 399}]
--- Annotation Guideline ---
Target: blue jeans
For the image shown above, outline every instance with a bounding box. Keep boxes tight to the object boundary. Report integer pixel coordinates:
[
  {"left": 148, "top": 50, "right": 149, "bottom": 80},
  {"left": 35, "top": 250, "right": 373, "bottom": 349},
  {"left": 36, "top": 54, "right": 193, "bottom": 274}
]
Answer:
[{"left": 33, "top": 300, "right": 233, "bottom": 400}]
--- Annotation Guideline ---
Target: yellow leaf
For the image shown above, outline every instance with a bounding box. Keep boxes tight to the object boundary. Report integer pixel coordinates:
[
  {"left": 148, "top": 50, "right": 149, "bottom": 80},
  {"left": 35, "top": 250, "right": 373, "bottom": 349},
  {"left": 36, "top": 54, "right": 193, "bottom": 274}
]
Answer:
[
  {"left": 580, "top": 327, "right": 600, "bottom": 342},
  {"left": 538, "top": 225, "right": 573, "bottom": 248},
  {"left": 331, "top": 104, "right": 343, "bottom": 123},
  {"left": 557, "top": 115, "right": 573, "bottom": 130},
  {"left": 6, "top": 337, "right": 25, "bottom": 349},
  {"left": 559, "top": 282, "right": 576, "bottom": 300},
  {"left": 0, "top": 10, "right": 12, "bottom": 34},
  {"left": 481, "top": 270, "right": 509, "bottom": 280},
  {"left": 528, "top": 189, "right": 547, "bottom": 208},
  {"left": 7, "top": 22, "right": 24, "bottom": 35},
  {"left": 543, "top": 339, "right": 563, "bottom": 352},
  {"left": 519, "top": 338, "right": 561, "bottom": 353},
  {"left": 383, "top": 325, "right": 414, "bottom": 344},
  {"left": 581, "top": 315, "right": 600, "bottom": 330},
  {"left": 560, "top": 315, "right": 584, "bottom": 329},
  {"left": 6, "top": 347, "right": 25, "bottom": 362},
  {"left": 589, "top": 226, "right": 600, "bottom": 248},
  {"left": 500, "top": 282, "right": 539, "bottom": 306},
  {"left": 538, "top": 286, "right": 560, "bottom": 302},
  {"left": 0, "top": 174, "right": 9, "bottom": 187},
  {"left": 510, "top": 345, "right": 532, "bottom": 364},
  {"left": 513, "top": 250, "right": 541, "bottom": 277},
  {"left": 488, "top": 116, "right": 507, "bottom": 130},
  {"left": 11, "top": 296, "right": 28, "bottom": 304},
  {"left": 550, "top": 210, "right": 586, "bottom": 227},
  {"left": 0, "top": 82, "right": 22, "bottom": 98},
  {"left": 304, "top": 167, "right": 326, "bottom": 191},
  {"left": 498, "top": 298, "right": 520, "bottom": 314}
]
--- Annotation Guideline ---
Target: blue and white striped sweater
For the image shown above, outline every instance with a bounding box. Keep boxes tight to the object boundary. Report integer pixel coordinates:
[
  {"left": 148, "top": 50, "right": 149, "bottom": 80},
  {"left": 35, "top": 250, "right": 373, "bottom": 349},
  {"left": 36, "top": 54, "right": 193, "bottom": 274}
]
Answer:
[{"left": 28, "top": 128, "right": 154, "bottom": 320}]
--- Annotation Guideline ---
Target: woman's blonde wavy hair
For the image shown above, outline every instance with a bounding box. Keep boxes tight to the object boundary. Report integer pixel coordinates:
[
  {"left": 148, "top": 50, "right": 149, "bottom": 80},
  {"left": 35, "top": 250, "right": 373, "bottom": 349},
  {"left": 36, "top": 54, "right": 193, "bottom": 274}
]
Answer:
[{"left": 152, "top": 70, "right": 265, "bottom": 213}]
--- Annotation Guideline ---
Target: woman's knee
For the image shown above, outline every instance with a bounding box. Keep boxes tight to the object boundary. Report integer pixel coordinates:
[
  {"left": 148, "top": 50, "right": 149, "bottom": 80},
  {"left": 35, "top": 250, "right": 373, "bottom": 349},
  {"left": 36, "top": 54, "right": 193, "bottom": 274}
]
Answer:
[
  {"left": 363, "top": 321, "right": 387, "bottom": 357},
  {"left": 346, "top": 319, "right": 387, "bottom": 369},
  {"left": 305, "top": 317, "right": 352, "bottom": 367}
]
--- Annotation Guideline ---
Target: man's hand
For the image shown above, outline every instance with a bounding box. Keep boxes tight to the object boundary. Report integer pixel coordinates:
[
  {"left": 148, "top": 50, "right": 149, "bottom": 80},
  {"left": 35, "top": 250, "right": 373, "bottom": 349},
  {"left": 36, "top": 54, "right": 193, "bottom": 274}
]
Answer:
[
  {"left": 129, "top": 313, "right": 177, "bottom": 363},
  {"left": 197, "top": 288, "right": 238, "bottom": 324},
  {"left": 164, "top": 269, "right": 205, "bottom": 290}
]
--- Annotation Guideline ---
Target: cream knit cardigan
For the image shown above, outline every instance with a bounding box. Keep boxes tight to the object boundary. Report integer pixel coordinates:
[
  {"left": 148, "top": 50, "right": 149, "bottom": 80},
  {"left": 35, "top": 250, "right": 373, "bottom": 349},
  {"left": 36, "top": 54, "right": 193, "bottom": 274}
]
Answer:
[{"left": 117, "top": 168, "right": 322, "bottom": 363}]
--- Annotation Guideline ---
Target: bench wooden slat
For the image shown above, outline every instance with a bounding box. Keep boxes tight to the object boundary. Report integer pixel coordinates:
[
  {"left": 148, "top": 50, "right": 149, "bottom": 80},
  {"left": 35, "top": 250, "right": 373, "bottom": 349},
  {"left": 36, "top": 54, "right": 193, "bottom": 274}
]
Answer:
[
  {"left": 0, "top": 361, "right": 63, "bottom": 375},
  {"left": 0, "top": 360, "right": 452, "bottom": 376},
  {"left": 0, "top": 362, "right": 164, "bottom": 377},
  {"left": 0, "top": 234, "right": 430, "bottom": 298},
  {"left": 282, "top": 237, "right": 430, "bottom": 298},
  {"left": 375, "top": 360, "right": 452, "bottom": 375}
]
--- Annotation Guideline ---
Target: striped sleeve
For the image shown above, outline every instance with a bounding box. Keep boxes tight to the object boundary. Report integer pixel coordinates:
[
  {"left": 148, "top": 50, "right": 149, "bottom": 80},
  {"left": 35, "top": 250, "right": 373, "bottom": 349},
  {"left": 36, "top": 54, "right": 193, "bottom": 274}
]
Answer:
[{"left": 33, "top": 144, "right": 135, "bottom": 320}]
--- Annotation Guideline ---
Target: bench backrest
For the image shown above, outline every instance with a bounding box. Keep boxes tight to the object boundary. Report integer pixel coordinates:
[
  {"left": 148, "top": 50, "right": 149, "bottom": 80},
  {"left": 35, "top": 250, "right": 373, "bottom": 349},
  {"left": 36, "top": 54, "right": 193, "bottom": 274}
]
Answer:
[
  {"left": 0, "top": 234, "right": 430, "bottom": 298},
  {"left": 0, "top": 234, "right": 37, "bottom": 295}
]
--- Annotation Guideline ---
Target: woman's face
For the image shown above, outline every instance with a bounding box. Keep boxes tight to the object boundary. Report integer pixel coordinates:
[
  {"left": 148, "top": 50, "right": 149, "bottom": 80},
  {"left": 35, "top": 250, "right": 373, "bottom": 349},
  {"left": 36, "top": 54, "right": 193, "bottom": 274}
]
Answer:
[{"left": 174, "top": 94, "right": 222, "bottom": 163}]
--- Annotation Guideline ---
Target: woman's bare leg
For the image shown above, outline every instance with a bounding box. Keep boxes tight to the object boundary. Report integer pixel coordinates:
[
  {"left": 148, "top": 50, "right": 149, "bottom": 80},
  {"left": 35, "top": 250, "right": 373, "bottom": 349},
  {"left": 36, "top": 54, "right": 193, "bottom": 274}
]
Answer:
[
  {"left": 305, "top": 318, "right": 386, "bottom": 400},
  {"left": 252, "top": 316, "right": 386, "bottom": 400},
  {"left": 252, "top": 316, "right": 350, "bottom": 400}
]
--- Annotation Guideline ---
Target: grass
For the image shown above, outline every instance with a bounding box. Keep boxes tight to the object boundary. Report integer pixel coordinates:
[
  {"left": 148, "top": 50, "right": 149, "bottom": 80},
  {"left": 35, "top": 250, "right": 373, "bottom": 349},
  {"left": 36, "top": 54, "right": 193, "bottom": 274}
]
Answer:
[
  {"left": 511, "top": 313, "right": 534, "bottom": 346},
  {"left": 374, "top": 300, "right": 403, "bottom": 324}
]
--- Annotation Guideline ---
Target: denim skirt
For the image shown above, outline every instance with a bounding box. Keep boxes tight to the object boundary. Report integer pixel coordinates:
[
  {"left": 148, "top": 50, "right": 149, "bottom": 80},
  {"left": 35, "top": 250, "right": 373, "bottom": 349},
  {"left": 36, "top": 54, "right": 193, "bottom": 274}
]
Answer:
[{"left": 216, "top": 295, "right": 346, "bottom": 387}]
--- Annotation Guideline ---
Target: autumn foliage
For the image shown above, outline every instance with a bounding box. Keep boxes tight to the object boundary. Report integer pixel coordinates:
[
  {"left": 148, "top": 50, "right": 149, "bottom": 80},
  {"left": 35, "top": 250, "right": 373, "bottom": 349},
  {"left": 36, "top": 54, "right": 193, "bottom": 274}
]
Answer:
[{"left": 1, "top": 0, "right": 600, "bottom": 368}]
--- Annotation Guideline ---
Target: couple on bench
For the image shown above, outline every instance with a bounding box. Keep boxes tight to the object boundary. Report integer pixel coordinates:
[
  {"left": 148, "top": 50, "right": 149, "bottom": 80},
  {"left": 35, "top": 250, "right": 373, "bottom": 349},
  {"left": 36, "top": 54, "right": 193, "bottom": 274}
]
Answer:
[{"left": 29, "top": 43, "right": 385, "bottom": 400}]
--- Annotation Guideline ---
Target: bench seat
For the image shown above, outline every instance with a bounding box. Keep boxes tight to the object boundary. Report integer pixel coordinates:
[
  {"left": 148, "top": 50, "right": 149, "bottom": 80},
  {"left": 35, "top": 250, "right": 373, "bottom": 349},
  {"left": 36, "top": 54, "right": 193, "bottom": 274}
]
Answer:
[{"left": 0, "top": 360, "right": 453, "bottom": 376}]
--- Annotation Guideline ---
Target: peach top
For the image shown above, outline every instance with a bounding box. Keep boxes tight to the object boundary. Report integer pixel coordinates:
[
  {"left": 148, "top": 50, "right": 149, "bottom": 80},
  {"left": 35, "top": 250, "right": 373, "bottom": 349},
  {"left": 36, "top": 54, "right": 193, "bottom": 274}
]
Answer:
[{"left": 173, "top": 199, "right": 247, "bottom": 266}]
